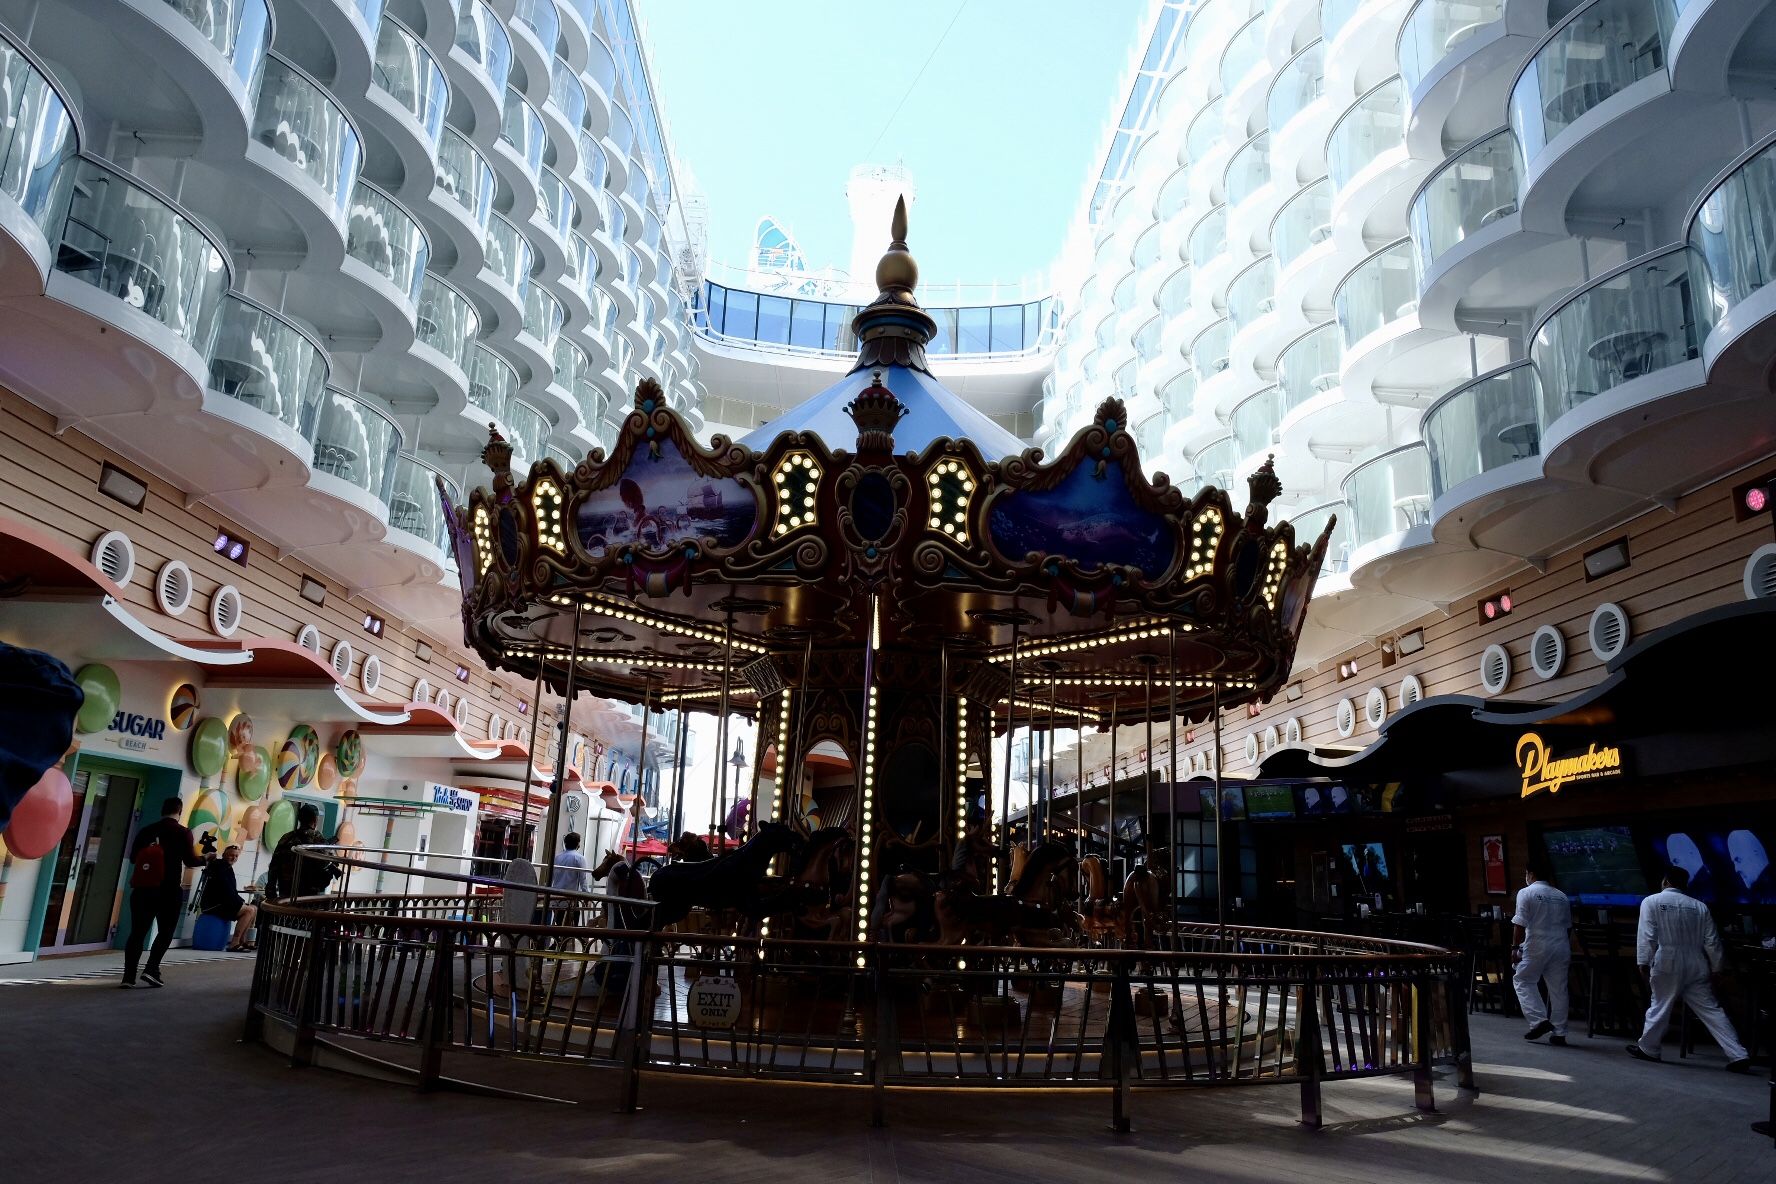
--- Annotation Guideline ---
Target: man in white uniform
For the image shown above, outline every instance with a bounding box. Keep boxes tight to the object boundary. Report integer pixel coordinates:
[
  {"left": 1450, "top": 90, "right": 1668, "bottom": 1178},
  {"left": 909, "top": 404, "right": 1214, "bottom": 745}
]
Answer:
[
  {"left": 1512, "top": 863, "right": 1572, "bottom": 1044},
  {"left": 1625, "top": 865, "right": 1750, "bottom": 1070}
]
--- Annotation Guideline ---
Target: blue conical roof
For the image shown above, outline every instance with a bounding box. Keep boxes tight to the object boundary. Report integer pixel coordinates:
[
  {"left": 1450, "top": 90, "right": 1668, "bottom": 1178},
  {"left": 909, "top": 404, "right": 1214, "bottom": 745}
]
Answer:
[{"left": 739, "top": 363, "right": 1024, "bottom": 456}]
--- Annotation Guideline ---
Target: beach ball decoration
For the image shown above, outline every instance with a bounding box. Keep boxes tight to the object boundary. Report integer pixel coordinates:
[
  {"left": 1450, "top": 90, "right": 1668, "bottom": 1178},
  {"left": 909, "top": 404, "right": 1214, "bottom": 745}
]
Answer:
[
  {"left": 228, "top": 713, "right": 255, "bottom": 752},
  {"left": 239, "top": 801, "right": 269, "bottom": 841},
  {"left": 316, "top": 752, "right": 339, "bottom": 792},
  {"left": 1, "top": 768, "right": 74, "bottom": 860},
  {"left": 276, "top": 739, "right": 305, "bottom": 789},
  {"left": 335, "top": 729, "right": 364, "bottom": 778},
  {"left": 72, "top": 664, "right": 121, "bottom": 733},
  {"left": 187, "top": 789, "right": 228, "bottom": 846},
  {"left": 169, "top": 684, "right": 200, "bottom": 731},
  {"left": 189, "top": 717, "right": 229, "bottom": 779},
  {"left": 237, "top": 744, "right": 271, "bottom": 801},
  {"left": 262, "top": 799, "right": 297, "bottom": 852},
  {"left": 289, "top": 724, "right": 320, "bottom": 784}
]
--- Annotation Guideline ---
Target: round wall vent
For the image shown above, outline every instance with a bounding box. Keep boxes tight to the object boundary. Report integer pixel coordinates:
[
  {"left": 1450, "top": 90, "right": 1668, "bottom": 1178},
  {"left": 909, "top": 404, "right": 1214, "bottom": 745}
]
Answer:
[
  {"left": 1744, "top": 544, "right": 1776, "bottom": 601},
  {"left": 295, "top": 623, "right": 322, "bottom": 653},
  {"left": 329, "top": 639, "right": 354, "bottom": 679},
  {"left": 91, "top": 530, "right": 136, "bottom": 586},
  {"left": 413, "top": 677, "right": 432, "bottom": 704},
  {"left": 488, "top": 712, "right": 504, "bottom": 741},
  {"left": 1364, "top": 686, "right": 1387, "bottom": 729},
  {"left": 1244, "top": 733, "right": 1260, "bottom": 767},
  {"left": 1530, "top": 624, "right": 1566, "bottom": 680},
  {"left": 1285, "top": 717, "right": 1302, "bottom": 745},
  {"left": 434, "top": 689, "right": 452, "bottom": 715},
  {"left": 1262, "top": 723, "right": 1280, "bottom": 752},
  {"left": 154, "top": 560, "right": 193, "bottom": 615},
  {"left": 1335, "top": 697, "right": 1356, "bottom": 738},
  {"left": 1589, "top": 602, "right": 1630, "bottom": 662},
  {"left": 1398, "top": 674, "right": 1424, "bottom": 708},
  {"left": 452, "top": 698, "right": 469, "bottom": 726},
  {"left": 1480, "top": 643, "right": 1512, "bottom": 695},
  {"left": 209, "top": 584, "right": 242, "bottom": 637},
  {"left": 360, "top": 653, "right": 383, "bottom": 694},
  {"left": 1186, "top": 752, "right": 1201, "bottom": 775}
]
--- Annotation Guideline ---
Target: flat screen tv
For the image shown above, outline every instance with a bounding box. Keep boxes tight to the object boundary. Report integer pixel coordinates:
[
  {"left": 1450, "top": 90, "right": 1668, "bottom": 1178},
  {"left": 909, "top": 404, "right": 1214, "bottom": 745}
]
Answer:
[
  {"left": 1542, "top": 826, "right": 1648, "bottom": 906},
  {"left": 1245, "top": 784, "right": 1295, "bottom": 819},
  {"left": 1198, "top": 784, "right": 1246, "bottom": 821},
  {"left": 1650, "top": 826, "right": 1776, "bottom": 904},
  {"left": 1299, "top": 784, "right": 1355, "bottom": 815},
  {"left": 1341, "top": 842, "right": 1391, "bottom": 898}
]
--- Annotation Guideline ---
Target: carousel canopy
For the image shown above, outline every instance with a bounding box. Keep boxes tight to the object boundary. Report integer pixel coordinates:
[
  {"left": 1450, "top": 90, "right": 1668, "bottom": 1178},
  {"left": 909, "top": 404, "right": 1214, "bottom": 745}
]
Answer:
[{"left": 444, "top": 200, "right": 1333, "bottom": 732}]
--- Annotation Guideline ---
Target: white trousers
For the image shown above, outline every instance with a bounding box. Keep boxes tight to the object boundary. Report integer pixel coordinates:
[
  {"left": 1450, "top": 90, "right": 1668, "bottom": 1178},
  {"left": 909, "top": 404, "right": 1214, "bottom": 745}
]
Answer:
[
  {"left": 1513, "top": 945, "right": 1570, "bottom": 1036},
  {"left": 1636, "top": 970, "right": 1749, "bottom": 1062}
]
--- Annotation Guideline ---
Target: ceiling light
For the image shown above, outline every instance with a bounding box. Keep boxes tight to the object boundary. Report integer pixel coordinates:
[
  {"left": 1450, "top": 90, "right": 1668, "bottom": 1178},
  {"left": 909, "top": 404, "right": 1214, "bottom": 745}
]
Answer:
[
  {"left": 415, "top": 639, "right": 433, "bottom": 663},
  {"left": 1582, "top": 537, "right": 1630, "bottom": 581},
  {"left": 1397, "top": 628, "right": 1425, "bottom": 656},
  {"left": 97, "top": 461, "right": 147, "bottom": 511},
  {"left": 455, "top": 665, "right": 471, "bottom": 682},
  {"left": 362, "top": 613, "right": 385, "bottom": 637},
  {"left": 300, "top": 576, "right": 327, "bottom": 607},
  {"left": 1479, "top": 590, "right": 1514, "bottom": 624},
  {"left": 212, "top": 529, "right": 250, "bottom": 566}
]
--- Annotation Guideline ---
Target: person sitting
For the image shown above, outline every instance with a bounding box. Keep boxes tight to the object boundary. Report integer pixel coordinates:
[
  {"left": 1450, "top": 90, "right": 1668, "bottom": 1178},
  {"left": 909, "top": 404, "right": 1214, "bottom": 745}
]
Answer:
[{"left": 202, "top": 844, "right": 259, "bottom": 952}]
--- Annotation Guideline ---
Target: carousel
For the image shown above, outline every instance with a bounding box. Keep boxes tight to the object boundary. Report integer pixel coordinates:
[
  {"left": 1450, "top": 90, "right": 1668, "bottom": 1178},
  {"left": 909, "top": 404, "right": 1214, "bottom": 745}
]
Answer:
[{"left": 444, "top": 201, "right": 1333, "bottom": 951}]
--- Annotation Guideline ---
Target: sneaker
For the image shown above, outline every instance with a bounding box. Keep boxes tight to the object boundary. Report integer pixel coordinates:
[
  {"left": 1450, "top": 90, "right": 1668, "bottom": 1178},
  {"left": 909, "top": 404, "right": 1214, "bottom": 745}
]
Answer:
[
  {"left": 1625, "top": 1044, "right": 1661, "bottom": 1063},
  {"left": 140, "top": 970, "right": 164, "bottom": 988},
  {"left": 1549, "top": 1035, "right": 1567, "bottom": 1047},
  {"left": 1726, "top": 1058, "right": 1751, "bottom": 1074},
  {"left": 119, "top": 979, "right": 138, "bottom": 989},
  {"left": 1524, "top": 1021, "right": 1554, "bottom": 1041}
]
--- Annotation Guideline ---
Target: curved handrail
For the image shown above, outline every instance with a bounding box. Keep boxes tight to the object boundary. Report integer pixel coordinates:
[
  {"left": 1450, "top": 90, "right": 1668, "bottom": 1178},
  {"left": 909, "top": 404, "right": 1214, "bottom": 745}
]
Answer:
[
  {"left": 1418, "top": 357, "right": 1535, "bottom": 426},
  {"left": 289, "top": 843, "right": 653, "bottom": 909},
  {"left": 0, "top": 21, "right": 86, "bottom": 148},
  {"left": 70, "top": 152, "right": 234, "bottom": 285},
  {"left": 1325, "top": 75, "right": 1405, "bottom": 189},
  {"left": 1525, "top": 241, "right": 1688, "bottom": 347},
  {"left": 1684, "top": 124, "right": 1776, "bottom": 232}
]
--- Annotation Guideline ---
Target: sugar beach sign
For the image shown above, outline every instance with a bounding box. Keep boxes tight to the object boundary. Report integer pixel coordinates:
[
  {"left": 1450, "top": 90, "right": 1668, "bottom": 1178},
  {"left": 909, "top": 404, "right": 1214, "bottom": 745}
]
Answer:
[{"left": 1516, "top": 732, "right": 1623, "bottom": 798}]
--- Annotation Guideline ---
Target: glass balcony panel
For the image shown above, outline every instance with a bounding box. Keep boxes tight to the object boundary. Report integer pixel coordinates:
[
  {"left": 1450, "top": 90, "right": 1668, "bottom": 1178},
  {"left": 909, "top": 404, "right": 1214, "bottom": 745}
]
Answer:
[
  {"left": 572, "top": 232, "right": 597, "bottom": 300},
  {"left": 1186, "top": 99, "right": 1226, "bottom": 163},
  {"left": 500, "top": 90, "right": 546, "bottom": 178},
  {"left": 1134, "top": 317, "right": 1162, "bottom": 362},
  {"left": 1399, "top": 0, "right": 1504, "bottom": 94},
  {"left": 604, "top": 191, "right": 627, "bottom": 242},
  {"left": 372, "top": 18, "right": 448, "bottom": 145},
  {"left": 1328, "top": 79, "right": 1405, "bottom": 193},
  {"left": 355, "top": 0, "right": 386, "bottom": 30},
  {"left": 1335, "top": 240, "right": 1419, "bottom": 348},
  {"left": 435, "top": 128, "right": 495, "bottom": 230},
  {"left": 1322, "top": 0, "right": 1365, "bottom": 43},
  {"left": 504, "top": 398, "right": 548, "bottom": 473},
  {"left": 523, "top": 283, "right": 563, "bottom": 350},
  {"left": 1342, "top": 445, "right": 1433, "bottom": 549},
  {"left": 550, "top": 59, "right": 588, "bottom": 131},
  {"left": 575, "top": 375, "right": 609, "bottom": 430},
  {"left": 1139, "top": 414, "right": 1166, "bottom": 461},
  {"left": 306, "top": 389, "right": 400, "bottom": 502},
  {"left": 1688, "top": 140, "right": 1776, "bottom": 323},
  {"left": 467, "top": 344, "right": 516, "bottom": 425},
  {"left": 1273, "top": 180, "right": 1333, "bottom": 269},
  {"left": 1225, "top": 134, "right": 1271, "bottom": 208},
  {"left": 1284, "top": 502, "right": 1352, "bottom": 575},
  {"left": 388, "top": 454, "right": 459, "bottom": 550},
  {"left": 1133, "top": 224, "right": 1163, "bottom": 270},
  {"left": 1228, "top": 258, "right": 1276, "bottom": 332},
  {"left": 623, "top": 244, "right": 640, "bottom": 287},
  {"left": 1192, "top": 319, "right": 1234, "bottom": 377},
  {"left": 537, "top": 168, "right": 575, "bottom": 241},
  {"left": 208, "top": 295, "right": 328, "bottom": 431},
  {"left": 1220, "top": 17, "right": 1267, "bottom": 96},
  {"left": 1191, "top": 436, "right": 1240, "bottom": 493},
  {"left": 415, "top": 273, "right": 477, "bottom": 369},
  {"left": 514, "top": 0, "right": 561, "bottom": 57},
  {"left": 1113, "top": 273, "right": 1137, "bottom": 313},
  {"left": 251, "top": 57, "right": 361, "bottom": 219},
  {"left": 346, "top": 182, "right": 428, "bottom": 305},
  {"left": 1231, "top": 386, "right": 1284, "bottom": 459},
  {"left": 1532, "top": 246, "right": 1708, "bottom": 424},
  {"left": 1190, "top": 207, "right": 1228, "bottom": 267},
  {"left": 1423, "top": 363, "right": 1543, "bottom": 495},
  {"left": 1278, "top": 323, "right": 1343, "bottom": 413},
  {"left": 1268, "top": 42, "right": 1326, "bottom": 134},
  {"left": 1510, "top": 0, "right": 1676, "bottom": 164},
  {"left": 56, "top": 159, "right": 230, "bottom": 349},
  {"left": 1158, "top": 267, "right": 1193, "bottom": 316},
  {"left": 484, "top": 214, "right": 533, "bottom": 301},
  {"left": 553, "top": 338, "right": 586, "bottom": 392},
  {"left": 578, "top": 132, "right": 609, "bottom": 194},
  {"left": 163, "top": 0, "right": 271, "bottom": 95},
  {"left": 0, "top": 36, "right": 79, "bottom": 236},
  {"left": 1409, "top": 129, "right": 1517, "bottom": 271},
  {"left": 1160, "top": 370, "right": 1198, "bottom": 430},
  {"left": 453, "top": 0, "right": 512, "bottom": 96}
]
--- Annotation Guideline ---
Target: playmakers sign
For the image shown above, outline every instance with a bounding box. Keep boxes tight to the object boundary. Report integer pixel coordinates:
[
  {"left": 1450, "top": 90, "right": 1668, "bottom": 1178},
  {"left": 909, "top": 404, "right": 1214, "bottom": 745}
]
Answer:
[{"left": 1515, "top": 731, "right": 1624, "bottom": 798}]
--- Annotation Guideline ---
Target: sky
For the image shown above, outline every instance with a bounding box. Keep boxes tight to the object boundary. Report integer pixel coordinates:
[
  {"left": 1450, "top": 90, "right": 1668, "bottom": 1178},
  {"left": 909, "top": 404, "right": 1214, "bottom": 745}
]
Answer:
[{"left": 639, "top": 0, "right": 1148, "bottom": 286}]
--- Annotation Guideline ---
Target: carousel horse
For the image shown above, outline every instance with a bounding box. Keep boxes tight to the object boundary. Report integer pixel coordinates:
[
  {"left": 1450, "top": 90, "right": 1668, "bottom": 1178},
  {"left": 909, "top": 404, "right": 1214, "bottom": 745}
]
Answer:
[
  {"left": 873, "top": 869, "right": 939, "bottom": 944},
  {"left": 1077, "top": 855, "right": 1122, "bottom": 944},
  {"left": 782, "top": 826, "right": 855, "bottom": 939},
  {"left": 927, "top": 832, "right": 1073, "bottom": 947},
  {"left": 667, "top": 832, "right": 711, "bottom": 862},
  {"left": 1119, "top": 851, "right": 1172, "bottom": 950},
  {"left": 646, "top": 821, "right": 803, "bottom": 928},
  {"left": 1008, "top": 840, "right": 1081, "bottom": 917}
]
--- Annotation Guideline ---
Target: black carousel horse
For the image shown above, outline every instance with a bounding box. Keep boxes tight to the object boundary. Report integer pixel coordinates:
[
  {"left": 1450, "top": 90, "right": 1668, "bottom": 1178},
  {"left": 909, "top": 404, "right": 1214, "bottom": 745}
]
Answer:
[{"left": 646, "top": 821, "right": 803, "bottom": 928}]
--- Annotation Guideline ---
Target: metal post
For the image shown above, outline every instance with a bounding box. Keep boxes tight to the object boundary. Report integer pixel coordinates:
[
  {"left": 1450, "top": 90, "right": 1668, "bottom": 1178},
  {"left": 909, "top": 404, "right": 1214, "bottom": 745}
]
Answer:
[
  {"left": 1143, "top": 662, "right": 1154, "bottom": 857},
  {"left": 712, "top": 613, "right": 735, "bottom": 845},
  {"left": 668, "top": 707, "right": 689, "bottom": 850},
  {"left": 747, "top": 706, "right": 767, "bottom": 834},
  {"left": 999, "top": 620, "right": 1020, "bottom": 888},
  {"left": 1212, "top": 677, "right": 1224, "bottom": 938},
  {"left": 1107, "top": 695, "right": 1118, "bottom": 874},
  {"left": 541, "top": 603, "right": 583, "bottom": 887},
  {"left": 630, "top": 688, "right": 652, "bottom": 863},
  {"left": 1413, "top": 984, "right": 1436, "bottom": 1112},
  {"left": 938, "top": 641, "right": 950, "bottom": 843},
  {"left": 784, "top": 630, "right": 815, "bottom": 830},
  {"left": 1166, "top": 627, "right": 1179, "bottom": 871},
  {"left": 1299, "top": 965, "right": 1324, "bottom": 1128},
  {"left": 1023, "top": 663, "right": 1035, "bottom": 849},
  {"left": 1076, "top": 705, "right": 1086, "bottom": 866},
  {"left": 1046, "top": 672, "right": 1058, "bottom": 842},
  {"left": 519, "top": 667, "right": 546, "bottom": 847}
]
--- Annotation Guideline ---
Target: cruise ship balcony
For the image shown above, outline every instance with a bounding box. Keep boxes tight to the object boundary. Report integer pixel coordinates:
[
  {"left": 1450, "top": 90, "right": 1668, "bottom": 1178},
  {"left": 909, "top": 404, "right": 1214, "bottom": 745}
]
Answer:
[
  {"left": 362, "top": 16, "right": 448, "bottom": 204},
  {"left": 1398, "top": 0, "right": 1543, "bottom": 159},
  {"left": 0, "top": 28, "right": 78, "bottom": 295}
]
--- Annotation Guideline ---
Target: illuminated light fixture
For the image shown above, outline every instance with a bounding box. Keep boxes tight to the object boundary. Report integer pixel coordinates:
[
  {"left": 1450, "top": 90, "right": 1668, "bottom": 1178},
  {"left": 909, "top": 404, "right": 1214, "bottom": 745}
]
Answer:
[
  {"left": 855, "top": 601, "right": 881, "bottom": 947},
  {"left": 300, "top": 576, "right": 327, "bottom": 607},
  {"left": 1478, "top": 589, "right": 1514, "bottom": 624},
  {"left": 212, "top": 528, "right": 251, "bottom": 566},
  {"left": 1733, "top": 471, "right": 1776, "bottom": 521},
  {"left": 516, "top": 699, "right": 528, "bottom": 715},
  {"left": 362, "top": 612, "right": 385, "bottom": 637},
  {"left": 471, "top": 506, "right": 495, "bottom": 573},
  {"left": 773, "top": 691, "right": 793, "bottom": 823},
  {"left": 455, "top": 664, "right": 471, "bottom": 682},
  {"left": 1260, "top": 539, "right": 1288, "bottom": 609},
  {"left": 1397, "top": 628, "right": 1425, "bottom": 656},
  {"left": 532, "top": 478, "right": 566, "bottom": 554},
  {"left": 1246, "top": 702, "right": 1261, "bottom": 718},
  {"left": 570, "top": 593, "right": 769, "bottom": 654},
  {"left": 97, "top": 461, "right": 148, "bottom": 511},
  {"left": 772, "top": 450, "right": 821, "bottom": 538},
  {"left": 1337, "top": 659, "right": 1359, "bottom": 681},
  {"left": 1582, "top": 537, "right": 1631, "bottom": 581}
]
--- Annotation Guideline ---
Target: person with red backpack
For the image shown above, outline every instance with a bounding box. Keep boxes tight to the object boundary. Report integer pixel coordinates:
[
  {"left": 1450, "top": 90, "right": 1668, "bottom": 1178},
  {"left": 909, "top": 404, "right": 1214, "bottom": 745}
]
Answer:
[{"left": 121, "top": 797, "right": 205, "bottom": 988}]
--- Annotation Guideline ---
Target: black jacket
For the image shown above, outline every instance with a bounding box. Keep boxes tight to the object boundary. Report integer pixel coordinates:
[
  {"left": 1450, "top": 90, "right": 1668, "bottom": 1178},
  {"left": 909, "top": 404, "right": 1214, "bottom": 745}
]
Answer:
[{"left": 266, "top": 826, "right": 338, "bottom": 899}]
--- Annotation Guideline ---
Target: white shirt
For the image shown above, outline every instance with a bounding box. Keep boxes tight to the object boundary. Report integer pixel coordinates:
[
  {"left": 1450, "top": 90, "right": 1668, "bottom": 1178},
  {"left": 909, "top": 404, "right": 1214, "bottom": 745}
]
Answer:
[
  {"left": 1512, "top": 880, "right": 1572, "bottom": 944},
  {"left": 1636, "top": 887, "right": 1725, "bottom": 975},
  {"left": 550, "top": 848, "right": 590, "bottom": 893}
]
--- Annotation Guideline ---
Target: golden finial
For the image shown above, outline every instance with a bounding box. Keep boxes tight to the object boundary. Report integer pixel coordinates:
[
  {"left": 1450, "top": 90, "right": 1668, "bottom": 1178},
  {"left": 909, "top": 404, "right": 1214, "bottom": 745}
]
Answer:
[{"left": 874, "top": 195, "right": 919, "bottom": 297}]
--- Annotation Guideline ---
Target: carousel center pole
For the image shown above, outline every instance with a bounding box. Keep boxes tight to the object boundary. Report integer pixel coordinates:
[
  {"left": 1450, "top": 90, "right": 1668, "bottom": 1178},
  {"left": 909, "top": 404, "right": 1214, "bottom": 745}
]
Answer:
[
  {"left": 1144, "top": 660, "right": 1155, "bottom": 861},
  {"left": 1107, "top": 694, "right": 1118, "bottom": 875},
  {"left": 630, "top": 686, "right": 652, "bottom": 862},
  {"left": 541, "top": 602, "right": 584, "bottom": 887},
  {"left": 1166, "top": 627, "right": 1181, "bottom": 949},
  {"left": 519, "top": 666, "right": 545, "bottom": 852},
  {"left": 1076, "top": 704, "right": 1086, "bottom": 866},
  {"left": 786, "top": 630, "right": 814, "bottom": 830},
  {"left": 669, "top": 701, "right": 690, "bottom": 858},
  {"left": 1212, "top": 676, "right": 1225, "bottom": 942},
  {"left": 999, "top": 618, "right": 1020, "bottom": 891},
  {"left": 712, "top": 611, "right": 735, "bottom": 846},
  {"left": 1046, "top": 671, "right": 1058, "bottom": 843}
]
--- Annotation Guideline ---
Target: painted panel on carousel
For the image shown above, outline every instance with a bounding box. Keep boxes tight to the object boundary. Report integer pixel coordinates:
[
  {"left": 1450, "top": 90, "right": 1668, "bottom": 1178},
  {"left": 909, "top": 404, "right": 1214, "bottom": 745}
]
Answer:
[
  {"left": 438, "top": 476, "right": 478, "bottom": 600},
  {"left": 189, "top": 717, "right": 230, "bottom": 778},
  {"left": 987, "top": 461, "right": 1176, "bottom": 579},
  {"left": 573, "top": 439, "right": 757, "bottom": 557},
  {"left": 238, "top": 744, "right": 271, "bottom": 800},
  {"left": 169, "top": 684, "right": 200, "bottom": 731}
]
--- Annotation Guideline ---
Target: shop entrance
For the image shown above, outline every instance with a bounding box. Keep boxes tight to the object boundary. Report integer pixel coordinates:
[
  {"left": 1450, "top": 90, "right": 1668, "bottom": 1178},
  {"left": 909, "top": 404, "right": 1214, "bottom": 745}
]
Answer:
[{"left": 34, "top": 758, "right": 173, "bottom": 954}]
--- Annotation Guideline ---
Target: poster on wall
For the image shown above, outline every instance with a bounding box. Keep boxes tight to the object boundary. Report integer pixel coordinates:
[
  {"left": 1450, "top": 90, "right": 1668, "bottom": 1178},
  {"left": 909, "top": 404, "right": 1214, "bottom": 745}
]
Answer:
[{"left": 1483, "top": 833, "right": 1507, "bottom": 895}]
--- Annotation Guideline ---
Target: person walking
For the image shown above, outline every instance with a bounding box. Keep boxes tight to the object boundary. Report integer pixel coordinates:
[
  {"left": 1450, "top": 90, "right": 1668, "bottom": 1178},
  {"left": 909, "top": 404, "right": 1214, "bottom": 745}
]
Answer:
[
  {"left": 1626, "top": 865, "right": 1751, "bottom": 1070},
  {"left": 121, "top": 797, "right": 206, "bottom": 988},
  {"left": 1512, "top": 862, "right": 1572, "bottom": 1044},
  {"left": 549, "top": 831, "right": 590, "bottom": 923}
]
